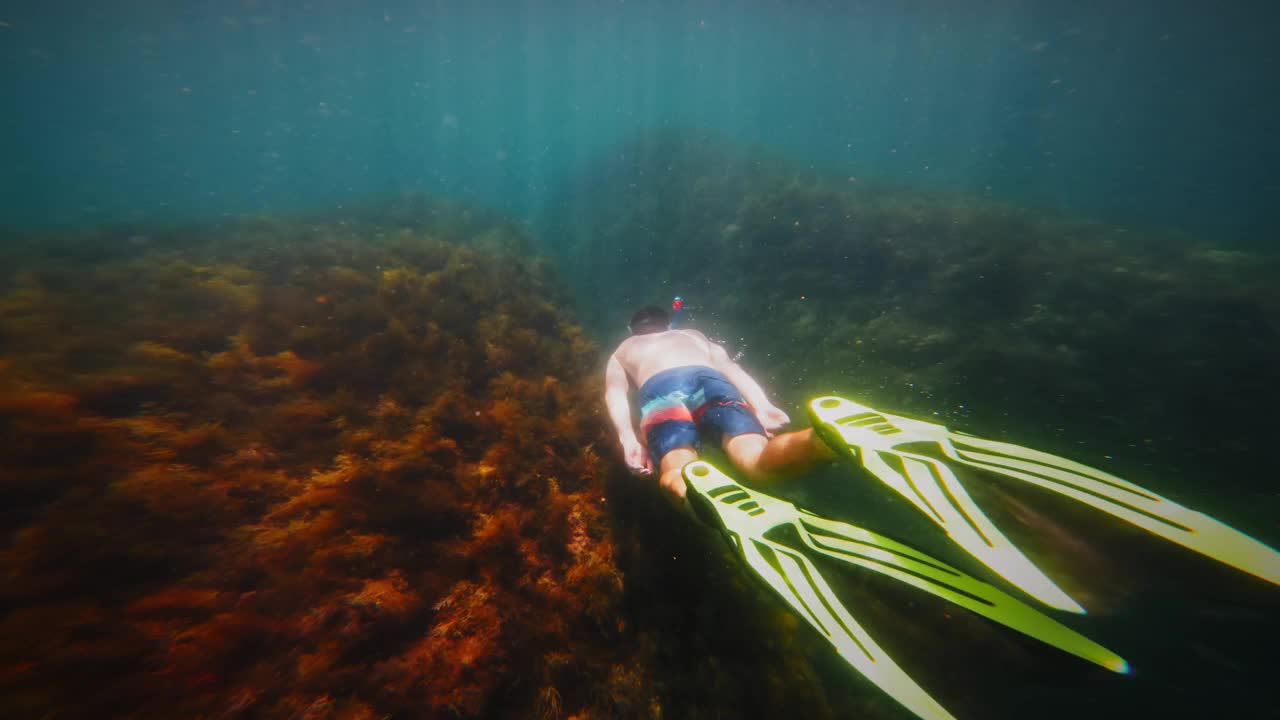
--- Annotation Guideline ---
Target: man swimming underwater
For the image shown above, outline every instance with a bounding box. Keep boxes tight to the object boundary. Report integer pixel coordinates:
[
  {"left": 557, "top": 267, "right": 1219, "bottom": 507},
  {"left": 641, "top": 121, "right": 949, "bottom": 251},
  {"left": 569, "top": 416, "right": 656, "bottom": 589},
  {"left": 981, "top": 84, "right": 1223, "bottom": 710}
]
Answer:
[
  {"left": 601, "top": 306, "right": 1280, "bottom": 720},
  {"left": 603, "top": 304, "right": 833, "bottom": 504}
]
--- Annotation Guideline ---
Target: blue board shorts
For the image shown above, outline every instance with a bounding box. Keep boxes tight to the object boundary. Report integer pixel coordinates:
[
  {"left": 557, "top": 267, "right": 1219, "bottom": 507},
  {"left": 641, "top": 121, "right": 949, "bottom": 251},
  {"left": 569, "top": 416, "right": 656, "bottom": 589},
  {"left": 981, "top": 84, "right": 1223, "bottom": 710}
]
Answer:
[{"left": 638, "top": 365, "right": 766, "bottom": 463}]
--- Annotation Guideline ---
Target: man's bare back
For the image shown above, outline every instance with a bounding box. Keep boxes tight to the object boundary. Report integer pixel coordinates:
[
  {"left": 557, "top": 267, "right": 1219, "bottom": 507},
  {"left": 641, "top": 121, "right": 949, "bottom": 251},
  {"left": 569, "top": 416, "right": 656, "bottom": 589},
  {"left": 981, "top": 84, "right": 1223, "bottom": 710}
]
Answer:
[{"left": 610, "top": 328, "right": 724, "bottom": 387}]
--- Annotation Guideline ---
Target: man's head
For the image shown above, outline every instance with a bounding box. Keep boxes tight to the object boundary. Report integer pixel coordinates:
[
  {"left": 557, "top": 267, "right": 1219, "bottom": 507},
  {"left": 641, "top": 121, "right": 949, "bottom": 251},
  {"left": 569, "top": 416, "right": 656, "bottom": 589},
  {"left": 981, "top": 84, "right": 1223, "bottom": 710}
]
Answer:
[{"left": 629, "top": 305, "right": 670, "bottom": 335}]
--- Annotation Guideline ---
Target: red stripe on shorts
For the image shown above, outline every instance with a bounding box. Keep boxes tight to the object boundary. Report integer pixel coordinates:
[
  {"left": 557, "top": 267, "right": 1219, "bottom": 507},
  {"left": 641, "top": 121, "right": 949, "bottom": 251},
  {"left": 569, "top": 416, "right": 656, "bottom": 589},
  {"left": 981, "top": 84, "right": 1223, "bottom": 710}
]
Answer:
[{"left": 640, "top": 405, "right": 695, "bottom": 433}]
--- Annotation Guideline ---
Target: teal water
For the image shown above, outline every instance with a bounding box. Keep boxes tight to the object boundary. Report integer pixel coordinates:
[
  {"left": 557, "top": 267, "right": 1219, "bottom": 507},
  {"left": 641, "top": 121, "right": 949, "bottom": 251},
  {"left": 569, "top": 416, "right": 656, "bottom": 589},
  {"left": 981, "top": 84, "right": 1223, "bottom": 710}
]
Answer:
[
  {"left": 3, "top": 2, "right": 1279, "bottom": 719},
  {"left": 2, "top": 1, "right": 1277, "bottom": 244}
]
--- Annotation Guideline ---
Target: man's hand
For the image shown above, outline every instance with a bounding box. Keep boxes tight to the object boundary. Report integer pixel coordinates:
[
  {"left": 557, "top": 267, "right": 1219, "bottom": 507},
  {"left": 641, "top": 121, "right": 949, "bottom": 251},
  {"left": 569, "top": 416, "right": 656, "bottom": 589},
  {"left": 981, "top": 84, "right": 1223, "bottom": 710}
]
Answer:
[
  {"left": 622, "top": 437, "right": 653, "bottom": 476},
  {"left": 756, "top": 404, "right": 791, "bottom": 435}
]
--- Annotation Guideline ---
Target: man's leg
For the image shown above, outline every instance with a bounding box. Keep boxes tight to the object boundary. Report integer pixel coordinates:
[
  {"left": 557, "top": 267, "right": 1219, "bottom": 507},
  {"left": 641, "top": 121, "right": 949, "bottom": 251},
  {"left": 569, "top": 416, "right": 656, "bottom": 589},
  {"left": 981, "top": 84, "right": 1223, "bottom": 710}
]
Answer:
[
  {"left": 644, "top": 412, "right": 700, "bottom": 512},
  {"left": 724, "top": 428, "right": 835, "bottom": 483},
  {"left": 657, "top": 447, "right": 699, "bottom": 500}
]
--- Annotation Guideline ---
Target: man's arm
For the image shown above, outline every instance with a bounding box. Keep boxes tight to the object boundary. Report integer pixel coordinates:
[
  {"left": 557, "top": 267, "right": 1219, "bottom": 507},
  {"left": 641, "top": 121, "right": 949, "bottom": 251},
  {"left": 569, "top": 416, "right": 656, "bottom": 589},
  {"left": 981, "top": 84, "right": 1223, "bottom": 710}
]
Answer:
[
  {"left": 706, "top": 341, "right": 771, "bottom": 408},
  {"left": 603, "top": 354, "right": 638, "bottom": 446},
  {"left": 704, "top": 336, "right": 791, "bottom": 431},
  {"left": 604, "top": 354, "right": 651, "bottom": 473}
]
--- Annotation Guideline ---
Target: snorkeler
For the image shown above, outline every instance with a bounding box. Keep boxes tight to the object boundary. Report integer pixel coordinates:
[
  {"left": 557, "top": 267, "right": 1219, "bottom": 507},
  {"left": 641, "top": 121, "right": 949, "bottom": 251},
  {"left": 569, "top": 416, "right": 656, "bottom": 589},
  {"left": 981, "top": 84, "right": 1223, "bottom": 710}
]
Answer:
[
  {"left": 602, "top": 303, "right": 834, "bottom": 504},
  {"left": 602, "top": 300, "right": 1280, "bottom": 720}
]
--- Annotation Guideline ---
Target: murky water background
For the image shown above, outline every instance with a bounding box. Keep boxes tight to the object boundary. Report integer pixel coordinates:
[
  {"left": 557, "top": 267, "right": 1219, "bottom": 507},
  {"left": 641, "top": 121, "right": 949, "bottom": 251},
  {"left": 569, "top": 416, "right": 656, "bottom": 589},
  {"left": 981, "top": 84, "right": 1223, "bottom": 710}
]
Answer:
[{"left": 2, "top": 2, "right": 1277, "bottom": 718}]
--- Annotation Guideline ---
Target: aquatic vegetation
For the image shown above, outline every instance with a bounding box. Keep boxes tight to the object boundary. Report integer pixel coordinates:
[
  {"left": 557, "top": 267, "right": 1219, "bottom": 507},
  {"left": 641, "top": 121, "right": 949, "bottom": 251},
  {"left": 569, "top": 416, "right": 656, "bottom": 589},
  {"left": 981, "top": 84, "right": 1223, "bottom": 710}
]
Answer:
[
  {"left": 0, "top": 198, "right": 649, "bottom": 719},
  {"left": 552, "top": 130, "right": 1280, "bottom": 498},
  {"left": 547, "top": 129, "right": 1280, "bottom": 717},
  {"left": 6, "top": 140, "right": 1276, "bottom": 718}
]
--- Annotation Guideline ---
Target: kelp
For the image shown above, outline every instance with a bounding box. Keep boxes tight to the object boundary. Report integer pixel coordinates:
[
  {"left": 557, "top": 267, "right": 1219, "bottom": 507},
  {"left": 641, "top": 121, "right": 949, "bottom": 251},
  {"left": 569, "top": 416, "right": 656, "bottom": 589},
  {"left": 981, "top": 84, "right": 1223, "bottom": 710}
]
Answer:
[{"left": 0, "top": 198, "right": 647, "bottom": 719}]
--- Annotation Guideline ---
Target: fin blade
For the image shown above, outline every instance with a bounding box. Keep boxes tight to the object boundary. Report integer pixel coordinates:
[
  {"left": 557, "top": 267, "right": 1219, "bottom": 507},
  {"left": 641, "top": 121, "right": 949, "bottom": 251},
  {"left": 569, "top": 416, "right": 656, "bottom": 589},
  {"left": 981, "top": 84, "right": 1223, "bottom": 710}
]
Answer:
[
  {"left": 748, "top": 535, "right": 958, "bottom": 720},
  {"left": 812, "top": 394, "right": 1280, "bottom": 605},
  {"left": 950, "top": 445, "right": 1280, "bottom": 588},
  {"left": 845, "top": 437, "right": 1084, "bottom": 612},
  {"left": 684, "top": 461, "right": 957, "bottom": 720},
  {"left": 798, "top": 514, "right": 1129, "bottom": 673}
]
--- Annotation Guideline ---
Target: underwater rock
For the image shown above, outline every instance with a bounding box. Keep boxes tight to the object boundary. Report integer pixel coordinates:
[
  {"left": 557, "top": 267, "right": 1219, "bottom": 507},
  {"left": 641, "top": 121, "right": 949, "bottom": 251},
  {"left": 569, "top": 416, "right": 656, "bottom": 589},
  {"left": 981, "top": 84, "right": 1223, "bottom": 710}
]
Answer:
[
  {"left": 546, "top": 129, "right": 1280, "bottom": 717},
  {"left": 0, "top": 197, "right": 647, "bottom": 719},
  {"left": 550, "top": 130, "right": 1280, "bottom": 504}
]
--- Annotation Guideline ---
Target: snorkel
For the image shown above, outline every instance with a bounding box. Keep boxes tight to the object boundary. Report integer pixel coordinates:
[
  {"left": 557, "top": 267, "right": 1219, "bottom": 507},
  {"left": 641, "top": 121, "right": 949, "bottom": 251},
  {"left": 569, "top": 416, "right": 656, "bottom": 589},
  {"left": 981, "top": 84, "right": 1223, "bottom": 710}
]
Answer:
[{"left": 671, "top": 296, "right": 685, "bottom": 328}]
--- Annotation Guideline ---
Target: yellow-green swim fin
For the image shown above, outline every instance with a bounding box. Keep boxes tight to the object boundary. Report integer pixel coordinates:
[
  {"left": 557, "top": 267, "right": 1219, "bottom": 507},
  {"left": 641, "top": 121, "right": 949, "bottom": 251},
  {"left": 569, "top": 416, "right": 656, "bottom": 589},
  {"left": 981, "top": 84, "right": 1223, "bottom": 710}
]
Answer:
[
  {"left": 808, "top": 395, "right": 1280, "bottom": 613},
  {"left": 682, "top": 461, "right": 1128, "bottom": 720}
]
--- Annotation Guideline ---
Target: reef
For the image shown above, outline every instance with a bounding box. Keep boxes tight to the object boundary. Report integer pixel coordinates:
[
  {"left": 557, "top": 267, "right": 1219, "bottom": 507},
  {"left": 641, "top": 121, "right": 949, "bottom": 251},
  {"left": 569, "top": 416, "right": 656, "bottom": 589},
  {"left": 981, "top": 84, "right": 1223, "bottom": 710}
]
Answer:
[
  {"left": 550, "top": 129, "right": 1280, "bottom": 506},
  {"left": 0, "top": 197, "right": 649, "bottom": 719},
  {"left": 6, "top": 137, "right": 1279, "bottom": 718},
  {"left": 545, "top": 129, "right": 1280, "bottom": 717}
]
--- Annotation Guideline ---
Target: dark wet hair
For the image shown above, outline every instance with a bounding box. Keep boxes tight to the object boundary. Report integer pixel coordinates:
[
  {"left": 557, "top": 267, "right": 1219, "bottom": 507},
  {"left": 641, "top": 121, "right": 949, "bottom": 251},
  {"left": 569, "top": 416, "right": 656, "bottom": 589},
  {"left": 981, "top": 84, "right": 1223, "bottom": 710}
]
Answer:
[{"left": 629, "top": 305, "right": 670, "bottom": 335}]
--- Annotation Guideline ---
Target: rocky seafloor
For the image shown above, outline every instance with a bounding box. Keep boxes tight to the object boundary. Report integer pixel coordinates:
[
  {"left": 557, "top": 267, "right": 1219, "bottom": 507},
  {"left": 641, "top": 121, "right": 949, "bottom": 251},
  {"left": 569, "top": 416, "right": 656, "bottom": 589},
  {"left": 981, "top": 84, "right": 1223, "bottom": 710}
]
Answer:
[
  {"left": 545, "top": 129, "right": 1280, "bottom": 717},
  {"left": 0, "top": 199, "right": 652, "bottom": 719},
  {"left": 3, "top": 130, "right": 1279, "bottom": 718}
]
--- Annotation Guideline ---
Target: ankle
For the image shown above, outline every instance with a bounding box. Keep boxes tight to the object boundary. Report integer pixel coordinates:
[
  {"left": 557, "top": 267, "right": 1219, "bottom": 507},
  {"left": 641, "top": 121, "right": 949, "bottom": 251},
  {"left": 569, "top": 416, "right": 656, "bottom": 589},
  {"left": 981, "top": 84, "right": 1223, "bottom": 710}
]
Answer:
[{"left": 809, "top": 428, "right": 838, "bottom": 460}]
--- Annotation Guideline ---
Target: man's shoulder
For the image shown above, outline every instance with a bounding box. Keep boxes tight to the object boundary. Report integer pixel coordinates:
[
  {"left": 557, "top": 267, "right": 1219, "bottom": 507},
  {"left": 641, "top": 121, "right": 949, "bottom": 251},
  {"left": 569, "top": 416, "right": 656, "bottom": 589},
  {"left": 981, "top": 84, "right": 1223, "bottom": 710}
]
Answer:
[
  {"left": 674, "top": 328, "right": 714, "bottom": 348},
  {"left": 609, "top": 335, "right": 640, "bottom": 363}
]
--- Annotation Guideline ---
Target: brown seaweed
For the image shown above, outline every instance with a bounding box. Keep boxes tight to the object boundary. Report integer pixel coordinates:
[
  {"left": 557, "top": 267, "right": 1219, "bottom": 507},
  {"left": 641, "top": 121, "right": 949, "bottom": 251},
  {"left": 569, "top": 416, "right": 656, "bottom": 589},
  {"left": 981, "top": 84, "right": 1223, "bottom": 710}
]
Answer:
[{"left": 0, "top": 199, "right": 646, "bottom": 719}]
